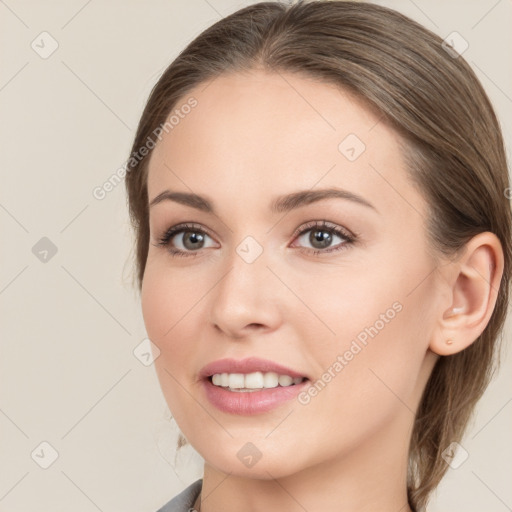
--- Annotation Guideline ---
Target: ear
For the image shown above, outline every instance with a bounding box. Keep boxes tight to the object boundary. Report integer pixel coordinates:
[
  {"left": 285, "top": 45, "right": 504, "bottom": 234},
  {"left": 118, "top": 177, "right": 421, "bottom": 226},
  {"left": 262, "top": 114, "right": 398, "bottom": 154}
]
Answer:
[{"left": 429, "top": 231, "right": 505, "bottom": 356}]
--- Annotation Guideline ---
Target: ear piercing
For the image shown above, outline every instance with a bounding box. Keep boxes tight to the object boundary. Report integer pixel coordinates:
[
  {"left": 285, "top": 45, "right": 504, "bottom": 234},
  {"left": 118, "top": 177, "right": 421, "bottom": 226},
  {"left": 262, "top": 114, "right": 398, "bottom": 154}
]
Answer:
[{"left": 446, "top": 307, "right": 461, "bottom": 345}]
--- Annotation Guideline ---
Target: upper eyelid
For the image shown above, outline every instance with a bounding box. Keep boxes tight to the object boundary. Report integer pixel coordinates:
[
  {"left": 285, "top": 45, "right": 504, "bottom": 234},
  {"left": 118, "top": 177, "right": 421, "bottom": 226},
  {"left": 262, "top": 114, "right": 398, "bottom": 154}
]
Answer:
[{"left": 291, "top": 220, "right": 354, "bottom": 239}]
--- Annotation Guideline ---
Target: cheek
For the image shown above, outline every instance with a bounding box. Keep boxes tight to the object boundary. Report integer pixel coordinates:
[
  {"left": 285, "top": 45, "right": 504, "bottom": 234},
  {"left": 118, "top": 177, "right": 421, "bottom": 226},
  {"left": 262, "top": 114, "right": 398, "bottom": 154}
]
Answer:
[
  {"left": 296, "top": 250, "right": 435, "bottom": 407},
  {"left": 141, "top": 259, "right": 200, "bottom": 342},
  {"left": 141, "top": 274, "right": 170, "bottom": 346},
  {"left": 141, "top": 265, "right": 197, "bottom": 380},
  {"left": 141, "top": 267, "right": 205, "bottom": 422}
]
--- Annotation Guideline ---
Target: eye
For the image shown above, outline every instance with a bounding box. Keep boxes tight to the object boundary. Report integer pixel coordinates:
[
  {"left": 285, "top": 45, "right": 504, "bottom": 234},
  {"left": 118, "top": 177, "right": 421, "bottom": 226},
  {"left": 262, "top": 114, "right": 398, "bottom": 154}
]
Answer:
[
  {"left": 290, "top": 220, "right": 356, "bottom": 255},
  {"left": 153, "top": 220, "right": 357, "bottom": 258},
  {"left": 153, "top": 222, "right": 216, "bottom": 258}
]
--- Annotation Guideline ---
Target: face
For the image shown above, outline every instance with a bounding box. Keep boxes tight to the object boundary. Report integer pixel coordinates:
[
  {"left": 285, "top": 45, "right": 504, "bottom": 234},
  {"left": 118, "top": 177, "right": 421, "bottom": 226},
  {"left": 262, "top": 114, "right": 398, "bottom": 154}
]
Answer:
[{"left": 141, "top": 69, "right": 441, "bottom": 479}]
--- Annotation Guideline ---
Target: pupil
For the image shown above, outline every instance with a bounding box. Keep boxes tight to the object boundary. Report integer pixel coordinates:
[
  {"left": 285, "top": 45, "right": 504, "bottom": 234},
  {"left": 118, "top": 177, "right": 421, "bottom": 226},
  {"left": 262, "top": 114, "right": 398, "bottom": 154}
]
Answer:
[
  {"left": 184, "top": 232, "right": 204, "bottom": 249},
  {"left": 311, "top": 229, "right": 331, "bottom": 249}
]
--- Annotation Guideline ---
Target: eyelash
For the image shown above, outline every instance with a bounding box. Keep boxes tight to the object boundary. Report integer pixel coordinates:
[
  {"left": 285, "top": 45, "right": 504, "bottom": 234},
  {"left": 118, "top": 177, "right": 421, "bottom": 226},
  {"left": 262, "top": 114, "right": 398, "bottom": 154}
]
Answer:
[{"left": 153, "top": 220, "right": 357, "bottom": 258}]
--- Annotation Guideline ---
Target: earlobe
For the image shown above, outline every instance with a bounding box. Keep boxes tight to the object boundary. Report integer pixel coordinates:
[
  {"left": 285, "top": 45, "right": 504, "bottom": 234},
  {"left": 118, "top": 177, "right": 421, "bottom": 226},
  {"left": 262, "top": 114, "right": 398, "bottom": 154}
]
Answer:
[{"left": 429, "top": 232, "right": 504, "bottom": 357}]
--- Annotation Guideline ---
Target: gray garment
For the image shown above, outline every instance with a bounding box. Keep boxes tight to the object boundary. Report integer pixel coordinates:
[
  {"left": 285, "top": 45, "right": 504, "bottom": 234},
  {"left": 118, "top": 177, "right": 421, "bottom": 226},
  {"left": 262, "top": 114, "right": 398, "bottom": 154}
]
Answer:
[{"left": 156, "top": 479, "right": 203, "bottom": 512}]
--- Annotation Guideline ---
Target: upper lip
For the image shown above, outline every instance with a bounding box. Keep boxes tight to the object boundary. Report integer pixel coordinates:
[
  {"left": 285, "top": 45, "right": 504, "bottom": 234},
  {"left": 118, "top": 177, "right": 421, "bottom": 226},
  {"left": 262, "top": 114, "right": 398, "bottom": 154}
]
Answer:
[{"left": 200, "top": 357, "right": 309, "bottom": 380}]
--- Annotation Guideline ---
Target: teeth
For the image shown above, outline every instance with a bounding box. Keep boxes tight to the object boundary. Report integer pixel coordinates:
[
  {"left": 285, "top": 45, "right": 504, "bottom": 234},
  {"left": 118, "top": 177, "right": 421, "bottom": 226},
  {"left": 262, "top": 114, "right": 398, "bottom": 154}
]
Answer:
[
  {"left": 211, "top": 372, "right": 305, "bottom": 391},
  {"left": 229, "top": 373, "right": 245, "bottom": 389},
  {"left": 278, "top": 375, "right": 293, "bottom": 386},
  {"left": 246, "top": 372, "right": 264, "bottom": 388}
]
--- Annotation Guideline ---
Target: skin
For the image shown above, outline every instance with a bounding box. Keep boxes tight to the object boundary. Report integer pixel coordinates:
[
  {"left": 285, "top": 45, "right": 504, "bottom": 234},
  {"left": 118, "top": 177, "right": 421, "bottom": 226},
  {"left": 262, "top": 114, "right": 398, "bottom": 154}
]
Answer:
[{"left": 141, "top": 69, "right": 503, "bottom": 512}]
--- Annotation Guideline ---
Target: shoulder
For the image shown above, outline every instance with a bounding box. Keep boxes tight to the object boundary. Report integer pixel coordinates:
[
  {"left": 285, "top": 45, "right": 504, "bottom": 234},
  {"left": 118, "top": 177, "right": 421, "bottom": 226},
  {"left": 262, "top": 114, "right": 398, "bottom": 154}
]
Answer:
[{"left": 155, "top": 478, "right": 203, "bottom": 512}]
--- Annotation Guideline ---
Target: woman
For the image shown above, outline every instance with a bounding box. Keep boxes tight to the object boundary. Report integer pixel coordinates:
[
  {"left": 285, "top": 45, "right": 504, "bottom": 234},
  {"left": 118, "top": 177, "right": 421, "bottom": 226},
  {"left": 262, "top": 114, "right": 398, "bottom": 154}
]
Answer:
[{"left": 124, "top": 1, "right": 511, "bottom": 511}]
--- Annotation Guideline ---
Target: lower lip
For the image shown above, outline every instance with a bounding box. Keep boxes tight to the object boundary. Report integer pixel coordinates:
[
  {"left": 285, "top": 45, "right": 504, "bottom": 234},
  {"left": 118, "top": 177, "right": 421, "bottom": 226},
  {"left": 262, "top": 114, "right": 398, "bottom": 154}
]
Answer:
[{"left": 202, "top": 377, "right": 310, "bottom": 415}]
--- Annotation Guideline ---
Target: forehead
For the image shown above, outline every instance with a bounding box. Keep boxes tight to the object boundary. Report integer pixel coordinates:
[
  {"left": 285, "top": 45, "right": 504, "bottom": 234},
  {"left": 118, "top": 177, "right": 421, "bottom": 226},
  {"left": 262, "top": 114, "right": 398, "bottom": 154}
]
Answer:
[{"left": 146, "top": 69, "right": 426, "bottom": 219}]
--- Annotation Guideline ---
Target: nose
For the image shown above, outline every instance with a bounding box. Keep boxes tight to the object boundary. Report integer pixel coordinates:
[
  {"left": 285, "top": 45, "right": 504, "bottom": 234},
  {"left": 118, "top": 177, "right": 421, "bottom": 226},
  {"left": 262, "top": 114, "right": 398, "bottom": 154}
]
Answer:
[{"left": 208, "top": 246, "right": 283, "bottom": 339}]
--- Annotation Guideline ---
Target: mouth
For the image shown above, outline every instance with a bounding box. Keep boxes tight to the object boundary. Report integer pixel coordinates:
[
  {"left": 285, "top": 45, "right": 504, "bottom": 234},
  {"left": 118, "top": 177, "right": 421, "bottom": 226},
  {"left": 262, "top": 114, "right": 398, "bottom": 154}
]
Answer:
[
  {"left": 206, "top": 372, "right": 310, "bottom": 392},
  {"left": 202, "top": 372, "right": 311, "bottom": 415},
  {"left": 199, "top": 356, "right": 310, "bottom": 382}
]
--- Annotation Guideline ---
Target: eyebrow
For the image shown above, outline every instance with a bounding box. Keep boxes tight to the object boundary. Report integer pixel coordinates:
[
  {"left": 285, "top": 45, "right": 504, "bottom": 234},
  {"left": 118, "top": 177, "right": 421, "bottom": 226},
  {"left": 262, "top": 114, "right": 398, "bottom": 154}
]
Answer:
[{"left": 149, "top": 187, "right": 378, "bottom": 214}]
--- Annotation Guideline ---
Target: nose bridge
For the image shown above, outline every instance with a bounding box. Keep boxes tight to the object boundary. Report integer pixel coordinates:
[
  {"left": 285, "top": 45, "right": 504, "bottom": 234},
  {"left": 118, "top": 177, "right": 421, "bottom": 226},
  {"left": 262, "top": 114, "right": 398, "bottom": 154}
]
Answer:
[
  {"left": 209, "top": 234, "right": 282, "bottom": 335},
  {"left": 215, "top": 235, "right": 269, "bottom": 307}
]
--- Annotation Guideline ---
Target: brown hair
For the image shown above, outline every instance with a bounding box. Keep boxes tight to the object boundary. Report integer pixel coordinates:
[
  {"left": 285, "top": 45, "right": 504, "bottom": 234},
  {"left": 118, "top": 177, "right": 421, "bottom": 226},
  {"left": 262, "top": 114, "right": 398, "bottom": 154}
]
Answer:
[{"left": 124, "top": 1, "right": 512, "bottom": 510}]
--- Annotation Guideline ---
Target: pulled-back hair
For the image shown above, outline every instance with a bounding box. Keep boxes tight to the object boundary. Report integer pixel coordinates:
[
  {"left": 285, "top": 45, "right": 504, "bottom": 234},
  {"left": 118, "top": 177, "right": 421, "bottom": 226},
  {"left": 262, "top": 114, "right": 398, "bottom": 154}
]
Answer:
[{"left": 124, "top": 2, "right": 512, "bottom": 510}]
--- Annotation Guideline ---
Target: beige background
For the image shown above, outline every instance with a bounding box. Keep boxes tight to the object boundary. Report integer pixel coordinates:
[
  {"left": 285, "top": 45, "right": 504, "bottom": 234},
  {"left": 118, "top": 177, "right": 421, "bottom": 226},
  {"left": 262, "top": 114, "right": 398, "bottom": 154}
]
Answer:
[{"left": 1, "top": 0, "right": 511, "bottom": 510}]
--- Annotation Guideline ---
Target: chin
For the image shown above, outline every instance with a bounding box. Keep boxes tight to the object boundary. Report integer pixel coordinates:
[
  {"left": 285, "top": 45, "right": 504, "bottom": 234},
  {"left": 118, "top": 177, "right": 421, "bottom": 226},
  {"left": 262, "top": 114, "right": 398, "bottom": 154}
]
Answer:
[{"left": 200, "top": 442, "right": 306, "bottom": 480}]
